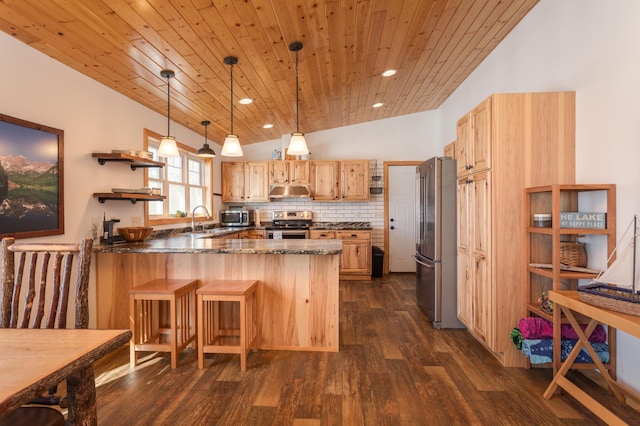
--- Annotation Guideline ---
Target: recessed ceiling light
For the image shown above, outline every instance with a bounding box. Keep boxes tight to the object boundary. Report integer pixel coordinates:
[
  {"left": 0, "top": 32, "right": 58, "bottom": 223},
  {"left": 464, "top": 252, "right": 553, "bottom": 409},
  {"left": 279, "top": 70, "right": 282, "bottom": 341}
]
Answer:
[
  {"left": 372, "top": 102, "right": 384, "bottom": 108},
  {"left": 239, "top": 98, "right": 253, "bottom": 105},
  {"left": 263, "top": 123, "right": 274, "bottom": 129},
  {"left": 381, "top": 69, "right": 396, "bottom": 77}
]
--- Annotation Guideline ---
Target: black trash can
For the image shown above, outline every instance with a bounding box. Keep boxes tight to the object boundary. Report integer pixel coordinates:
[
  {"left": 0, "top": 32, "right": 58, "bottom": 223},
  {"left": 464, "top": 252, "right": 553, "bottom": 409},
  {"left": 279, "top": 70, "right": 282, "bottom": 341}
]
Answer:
[{"left": 371, "top": 246, "right": 384, "bottom": 277}]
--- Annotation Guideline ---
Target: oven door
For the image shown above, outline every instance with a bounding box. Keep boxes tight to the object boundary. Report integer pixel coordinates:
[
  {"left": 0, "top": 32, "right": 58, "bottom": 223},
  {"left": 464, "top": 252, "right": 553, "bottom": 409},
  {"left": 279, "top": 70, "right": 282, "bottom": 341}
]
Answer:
[{"left": 267, "top": 229, "right": 309, "bottom": 239}]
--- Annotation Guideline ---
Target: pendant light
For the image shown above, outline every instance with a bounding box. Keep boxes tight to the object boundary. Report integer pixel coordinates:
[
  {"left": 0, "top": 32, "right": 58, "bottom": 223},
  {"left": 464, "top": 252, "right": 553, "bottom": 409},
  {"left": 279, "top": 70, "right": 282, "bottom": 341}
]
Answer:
[
  {"left": 287, "top": 41, "right": 309, "bottom": 156},
  {"left": 158, "top": 69, "right": 180, "bottom": 158},
  {"left": 221, "top": 56, "right": 243, "bottom": 157},
  {"left": 196, "top": 120, "right": 216, "bottom": 157}
]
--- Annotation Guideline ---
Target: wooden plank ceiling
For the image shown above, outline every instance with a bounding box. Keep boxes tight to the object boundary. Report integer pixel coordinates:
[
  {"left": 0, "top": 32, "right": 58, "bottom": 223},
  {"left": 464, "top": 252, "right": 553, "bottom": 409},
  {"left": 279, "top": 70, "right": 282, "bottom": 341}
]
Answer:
[{"left": 0, "top": 0, "right": 538, "bottom": 146}]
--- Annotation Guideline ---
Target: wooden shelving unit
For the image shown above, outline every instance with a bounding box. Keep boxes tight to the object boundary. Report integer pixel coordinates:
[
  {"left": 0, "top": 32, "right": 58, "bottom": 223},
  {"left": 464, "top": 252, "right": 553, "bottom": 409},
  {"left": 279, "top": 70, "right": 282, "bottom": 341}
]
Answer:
[
  {"left": 525, "top": 184, "right": 617, "bottom": 372},
  {"left": 92, "top": 152, "right": 165, "bottom": 204},
  {"left": 92, "top": 152, "right": 164, "bottom": 171}
]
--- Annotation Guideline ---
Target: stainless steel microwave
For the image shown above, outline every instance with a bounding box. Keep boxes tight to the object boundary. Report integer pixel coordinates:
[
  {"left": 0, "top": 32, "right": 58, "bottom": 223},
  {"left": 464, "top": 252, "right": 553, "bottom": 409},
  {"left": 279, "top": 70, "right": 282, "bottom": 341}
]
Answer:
[{"left": 220, "top": 210, "right": 254, "bottom": 227}]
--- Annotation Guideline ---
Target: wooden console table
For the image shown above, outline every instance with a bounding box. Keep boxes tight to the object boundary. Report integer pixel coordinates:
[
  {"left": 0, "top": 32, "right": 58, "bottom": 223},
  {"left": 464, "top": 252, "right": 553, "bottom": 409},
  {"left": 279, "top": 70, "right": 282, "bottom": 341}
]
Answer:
[{"left": 543, "top": 290, "right": 640, "bottom": 425}]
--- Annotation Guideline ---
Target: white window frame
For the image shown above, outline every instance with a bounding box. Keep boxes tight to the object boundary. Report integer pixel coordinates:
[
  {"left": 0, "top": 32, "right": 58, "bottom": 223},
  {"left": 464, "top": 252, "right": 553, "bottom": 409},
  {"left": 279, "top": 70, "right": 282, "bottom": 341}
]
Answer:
[{"left": 143, "top": 129, "right": 212, "bottom": 226}]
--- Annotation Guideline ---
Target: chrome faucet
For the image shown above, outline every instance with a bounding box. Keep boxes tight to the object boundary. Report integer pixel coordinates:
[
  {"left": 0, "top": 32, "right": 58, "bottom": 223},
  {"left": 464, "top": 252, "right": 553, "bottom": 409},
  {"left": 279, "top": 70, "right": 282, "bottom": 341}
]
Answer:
[{"left": 191, "top": 205, "right": 212, "bottom": 231}]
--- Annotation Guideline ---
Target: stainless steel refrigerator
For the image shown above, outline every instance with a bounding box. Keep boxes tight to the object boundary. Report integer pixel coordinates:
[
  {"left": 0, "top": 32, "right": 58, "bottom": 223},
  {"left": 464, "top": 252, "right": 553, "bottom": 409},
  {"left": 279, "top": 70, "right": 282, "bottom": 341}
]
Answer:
[{"left": 414, "top": 157, "right": 465, "bottom": 329}]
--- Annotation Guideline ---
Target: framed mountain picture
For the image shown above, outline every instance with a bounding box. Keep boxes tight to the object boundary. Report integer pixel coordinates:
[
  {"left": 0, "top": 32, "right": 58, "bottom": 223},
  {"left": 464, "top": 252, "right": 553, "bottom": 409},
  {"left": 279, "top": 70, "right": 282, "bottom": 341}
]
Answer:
[{"left": 0, "top": 114, "right": 64, "bottom": 239}]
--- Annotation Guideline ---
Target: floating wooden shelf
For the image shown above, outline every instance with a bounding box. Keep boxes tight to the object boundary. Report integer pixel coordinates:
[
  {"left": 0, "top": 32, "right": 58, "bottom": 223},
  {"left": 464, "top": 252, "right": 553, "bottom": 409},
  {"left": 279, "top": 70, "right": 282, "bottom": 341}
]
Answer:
[
  {"left": 93, "top": 193, "right": 166, "bottom": 204},
  {"left": 92, "top": 153, "right": 164, "bottom": 171}
]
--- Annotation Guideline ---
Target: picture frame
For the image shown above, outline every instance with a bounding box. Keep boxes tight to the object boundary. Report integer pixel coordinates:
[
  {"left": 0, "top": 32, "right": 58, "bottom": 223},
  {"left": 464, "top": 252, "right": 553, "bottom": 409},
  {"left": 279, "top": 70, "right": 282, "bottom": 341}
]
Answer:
[{"left": 0, "top": 113, "right": 64, "bottom": 239}]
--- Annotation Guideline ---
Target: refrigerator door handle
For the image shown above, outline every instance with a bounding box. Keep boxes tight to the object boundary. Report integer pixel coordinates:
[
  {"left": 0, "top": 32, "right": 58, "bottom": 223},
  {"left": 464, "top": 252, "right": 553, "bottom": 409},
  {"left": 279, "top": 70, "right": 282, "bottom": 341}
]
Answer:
[
  {"left": 415, "top": 172, "right": 421, "bottom": 246},
  {"left": 412, "top": 255, "right": 434, "bottom": 269}
]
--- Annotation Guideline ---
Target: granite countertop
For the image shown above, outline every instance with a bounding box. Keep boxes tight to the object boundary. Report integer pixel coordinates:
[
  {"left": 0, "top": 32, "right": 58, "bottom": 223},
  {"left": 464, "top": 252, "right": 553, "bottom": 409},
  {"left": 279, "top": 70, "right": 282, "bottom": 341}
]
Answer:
[
  {"left": 94, "top": 221, "right": 370, "bottom": 254},
  {"left": 94, "top": 234, "right": 342, "bottom": 255},
  {"left": 309, "top": 222, "right": 372, "bottom": 230}
]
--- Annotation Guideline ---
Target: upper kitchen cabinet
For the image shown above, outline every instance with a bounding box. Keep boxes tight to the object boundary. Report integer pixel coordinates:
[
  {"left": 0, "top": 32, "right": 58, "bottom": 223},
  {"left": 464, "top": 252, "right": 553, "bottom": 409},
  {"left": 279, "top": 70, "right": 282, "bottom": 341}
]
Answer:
[
  {"left": 455, "top": 98, "right": 491, "bottom": 177},
  {"left": 222, "top": 162, "right": 245, "bottom": 202},
  {"left": 443, "top": 141, "right": 455, "bottom": 158},
  {"left": 222, "top": 161, "right": 270, "bottom": 203},
  {"left": 310, "top": 160, "right": 370, "bottom": 201},
  {"left": 340, "top": 160, "right": 370, "bottom": 201},
  {"left": 246, "top": 161, "right": 270, "bottom": 202},
  {"left": 311, "top": 161, "right": 340, "bottom": 200},
  {"left": 269, "top": 160, "right": 310, "bottom": 185},
  {"left": 456, "top": 92, "right": 576, "bottom": 368}
]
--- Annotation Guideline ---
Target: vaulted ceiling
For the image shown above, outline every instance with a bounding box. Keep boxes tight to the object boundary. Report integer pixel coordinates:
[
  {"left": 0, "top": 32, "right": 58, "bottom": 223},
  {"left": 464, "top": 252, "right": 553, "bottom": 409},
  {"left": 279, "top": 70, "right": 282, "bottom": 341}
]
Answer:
[{"left": 0, "top": 0, "right": 538, "bottom": 145}]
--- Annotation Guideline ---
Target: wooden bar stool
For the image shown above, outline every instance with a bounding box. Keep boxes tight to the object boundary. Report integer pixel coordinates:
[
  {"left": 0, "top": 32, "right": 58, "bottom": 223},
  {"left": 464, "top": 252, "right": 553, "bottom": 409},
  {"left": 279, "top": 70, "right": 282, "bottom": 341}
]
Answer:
[
  {"left": 129, "top": 279, "right": 198, "bottom": 369},
  {"left": 197, "top": 280, "right": 259, "bottom": 371}
]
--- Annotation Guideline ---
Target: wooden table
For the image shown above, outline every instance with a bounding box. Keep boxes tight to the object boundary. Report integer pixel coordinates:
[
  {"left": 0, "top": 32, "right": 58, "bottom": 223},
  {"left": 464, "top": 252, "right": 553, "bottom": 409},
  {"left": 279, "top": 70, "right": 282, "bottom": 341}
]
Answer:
[
  {"left": 543, "top": 290, "right": 640, "bottom": 425},
  {"left": 0, "top": 328, "right": 131, "bottom": 425}
]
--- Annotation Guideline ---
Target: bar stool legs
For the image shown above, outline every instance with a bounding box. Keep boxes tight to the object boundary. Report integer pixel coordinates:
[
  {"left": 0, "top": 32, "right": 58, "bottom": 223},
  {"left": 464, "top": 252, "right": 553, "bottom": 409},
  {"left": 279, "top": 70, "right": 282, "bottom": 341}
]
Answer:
[
  {"left": 197, "top": 280, "right": 259, "bottom": 371},
  {"left": 129, "top": 279, "right": 198, "bottom": 369}
]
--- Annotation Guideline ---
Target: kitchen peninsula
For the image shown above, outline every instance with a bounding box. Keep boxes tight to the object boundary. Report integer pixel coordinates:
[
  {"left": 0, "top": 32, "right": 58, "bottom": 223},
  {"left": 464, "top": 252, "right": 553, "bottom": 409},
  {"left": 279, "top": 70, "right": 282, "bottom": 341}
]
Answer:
[{"left": 94, "top": 236, "right": 341, "bottom": 351}]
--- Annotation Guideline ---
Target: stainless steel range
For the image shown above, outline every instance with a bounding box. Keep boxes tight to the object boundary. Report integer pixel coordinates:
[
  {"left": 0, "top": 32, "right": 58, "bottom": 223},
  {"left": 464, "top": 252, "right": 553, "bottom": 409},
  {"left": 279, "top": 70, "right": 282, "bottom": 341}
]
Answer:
[{"left": 266, "top": 210, "right": 313, "bottom": 239}]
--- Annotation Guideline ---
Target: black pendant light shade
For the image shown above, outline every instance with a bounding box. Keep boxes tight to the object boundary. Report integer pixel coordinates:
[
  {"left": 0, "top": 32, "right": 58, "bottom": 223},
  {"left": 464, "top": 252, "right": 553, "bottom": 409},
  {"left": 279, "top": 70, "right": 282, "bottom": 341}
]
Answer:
[{"left": 196, "top": 120, "right": 216, "bottom": 157}]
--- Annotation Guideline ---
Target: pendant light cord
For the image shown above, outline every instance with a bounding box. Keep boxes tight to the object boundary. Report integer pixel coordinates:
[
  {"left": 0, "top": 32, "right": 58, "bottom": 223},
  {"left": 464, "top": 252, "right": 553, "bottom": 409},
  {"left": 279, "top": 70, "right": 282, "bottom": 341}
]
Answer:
[
  {"left": 166, "top": 74, "right": 171, "bottom": 136},
  {"left": 295, "top": 49, "right": 300, "bottom": 133},
  {"left": 230, "top": 62, "right": 234, "bottom": 134}
]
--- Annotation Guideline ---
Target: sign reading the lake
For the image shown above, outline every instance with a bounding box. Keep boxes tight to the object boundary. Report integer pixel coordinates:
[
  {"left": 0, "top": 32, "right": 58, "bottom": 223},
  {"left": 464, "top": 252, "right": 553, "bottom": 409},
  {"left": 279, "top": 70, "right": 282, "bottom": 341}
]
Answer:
[{"left": 560, "top": 212, "right": 606, "bottom": 229}]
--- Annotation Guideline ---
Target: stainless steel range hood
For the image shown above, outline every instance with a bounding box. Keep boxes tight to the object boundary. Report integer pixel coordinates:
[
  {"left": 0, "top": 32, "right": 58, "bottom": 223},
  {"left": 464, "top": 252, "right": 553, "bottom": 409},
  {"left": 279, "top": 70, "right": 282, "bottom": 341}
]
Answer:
[{"left": 268, "top": 184, "right": 312, "bottom": 199}]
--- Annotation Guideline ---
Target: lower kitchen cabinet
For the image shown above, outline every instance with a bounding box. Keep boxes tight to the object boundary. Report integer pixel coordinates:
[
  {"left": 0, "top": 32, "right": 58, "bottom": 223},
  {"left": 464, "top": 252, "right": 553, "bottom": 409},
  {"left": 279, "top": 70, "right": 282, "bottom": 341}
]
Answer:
[
  {"left": 246, "top": 230, "right": 265, "bottom": 239},
  {"left": 310, "top": 230, "right": 372, "bottom": 280}
]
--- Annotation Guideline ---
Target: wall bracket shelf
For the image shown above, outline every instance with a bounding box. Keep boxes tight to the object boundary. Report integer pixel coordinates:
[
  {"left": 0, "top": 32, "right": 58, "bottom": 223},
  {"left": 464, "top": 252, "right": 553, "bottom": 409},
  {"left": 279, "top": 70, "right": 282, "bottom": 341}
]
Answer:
[
  {"left": 93, "top": 193, "right": 166, "bottom": 204},
  {"left": 92, "top": 153, "right": 164, "bottom": 171}
]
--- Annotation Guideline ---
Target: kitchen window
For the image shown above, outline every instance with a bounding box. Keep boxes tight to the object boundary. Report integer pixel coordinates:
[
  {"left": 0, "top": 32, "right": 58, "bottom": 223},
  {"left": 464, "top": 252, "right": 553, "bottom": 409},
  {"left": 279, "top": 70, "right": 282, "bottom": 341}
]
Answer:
[{"left": 144, "top": 129, "right": 212, "bottom": 226}]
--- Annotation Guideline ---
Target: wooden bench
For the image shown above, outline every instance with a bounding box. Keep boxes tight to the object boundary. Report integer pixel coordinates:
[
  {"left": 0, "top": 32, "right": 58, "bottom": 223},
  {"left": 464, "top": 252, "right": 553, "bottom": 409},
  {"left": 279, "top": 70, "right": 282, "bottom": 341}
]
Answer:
[
  {"left": 129, "top": 279, "right": 198, "bottom": 369},
  {"left": 196, "top": 280, "right": 259, "bottom": 371}
]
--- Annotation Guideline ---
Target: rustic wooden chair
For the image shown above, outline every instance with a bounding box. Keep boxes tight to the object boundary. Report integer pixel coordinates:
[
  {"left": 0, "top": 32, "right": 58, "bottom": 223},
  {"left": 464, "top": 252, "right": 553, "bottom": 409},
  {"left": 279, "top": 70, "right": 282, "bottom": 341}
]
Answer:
[{"left": 0, "top": 236, "right": 93, "bottom": 426}]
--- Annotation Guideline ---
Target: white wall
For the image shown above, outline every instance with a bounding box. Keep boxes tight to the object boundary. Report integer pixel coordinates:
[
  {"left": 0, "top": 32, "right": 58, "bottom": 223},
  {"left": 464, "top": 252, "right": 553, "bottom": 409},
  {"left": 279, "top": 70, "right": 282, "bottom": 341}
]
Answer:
[
  {"left": 438, "top": 0, "right": 640, "bottom": 392},
  {"left": 242, "top": 110, "right": 441, "bottom": 162}
]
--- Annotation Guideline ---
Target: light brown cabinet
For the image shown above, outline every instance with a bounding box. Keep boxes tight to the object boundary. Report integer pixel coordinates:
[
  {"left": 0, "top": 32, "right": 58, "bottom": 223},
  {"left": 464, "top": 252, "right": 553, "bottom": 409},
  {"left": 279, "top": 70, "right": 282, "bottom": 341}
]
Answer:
[
  {"left": 309, "top": 230, "right": 335, "bottom": 239},
  {"left": 455, "top": 98, "right": 491, "bottom": 177},
  {"left": 309, "top": 229, "right": 372, "bottom": 280},
  {"left": 456, "top": 92, "right": 576, "bottom": 367},
  {"left": 310, "top": 161, "right": 340, "bottom": 200},
  {"left": 246, "top": 230, "right": 266, "bottom": 239},
  {"left": 443, "top": 141, "right": 455, "bottom": 158},
  {"left": 221, "top": 161, "right": 269, "bottom": 203},
  {"left": 310, "top": 160, "right": 369, "bottom": 201},
  {"left": 269, "top": 160, "right": 310, "bottom": 185},
  {"left": 340, "top": 161, "right": 370, "bottom": 201},
  {"left": 223, "top": 159, "right": 369, "bottom": 203}
]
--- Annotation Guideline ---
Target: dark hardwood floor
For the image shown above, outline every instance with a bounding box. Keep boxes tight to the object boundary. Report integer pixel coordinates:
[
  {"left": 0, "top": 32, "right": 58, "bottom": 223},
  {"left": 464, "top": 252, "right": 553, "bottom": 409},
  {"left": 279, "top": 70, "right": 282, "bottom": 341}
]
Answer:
[{"left": 93, "top": 273, "right": 639, "bottom": 425}]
